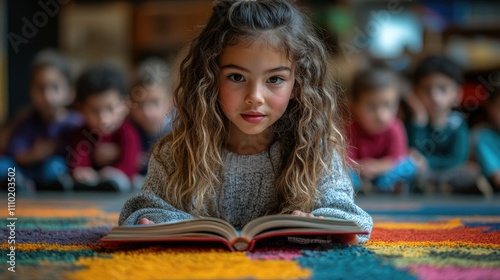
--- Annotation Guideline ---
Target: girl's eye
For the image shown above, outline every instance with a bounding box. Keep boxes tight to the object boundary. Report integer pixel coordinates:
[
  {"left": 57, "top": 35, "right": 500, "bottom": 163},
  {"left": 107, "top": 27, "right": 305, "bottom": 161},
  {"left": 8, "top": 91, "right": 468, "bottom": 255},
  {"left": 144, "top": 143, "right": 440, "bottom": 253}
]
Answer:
[
  {"left": 267, "top": 76, "right": 284, "bottom": 85},
  {"left": 227, "top": 74, "right": 245, "bottom": 82}
]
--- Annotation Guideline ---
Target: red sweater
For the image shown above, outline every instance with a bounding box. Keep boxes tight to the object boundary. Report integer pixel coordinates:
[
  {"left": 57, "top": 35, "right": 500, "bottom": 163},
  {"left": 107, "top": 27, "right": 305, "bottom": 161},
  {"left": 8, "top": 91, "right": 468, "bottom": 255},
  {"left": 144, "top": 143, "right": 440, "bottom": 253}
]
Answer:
[
  {"left": 346, "top": 119, "right": 408, "bottom": 163},
  {"left": 68, "top": 120, "right": 141, "bottom": 178}
]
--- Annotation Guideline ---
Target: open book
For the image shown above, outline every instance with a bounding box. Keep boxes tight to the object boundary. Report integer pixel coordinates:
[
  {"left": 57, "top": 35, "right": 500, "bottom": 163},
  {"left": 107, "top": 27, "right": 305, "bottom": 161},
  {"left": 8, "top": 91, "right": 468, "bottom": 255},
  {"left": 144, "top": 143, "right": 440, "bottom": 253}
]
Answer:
[{"left": 100, "top": 214, "right": 367, "bottom": 251}]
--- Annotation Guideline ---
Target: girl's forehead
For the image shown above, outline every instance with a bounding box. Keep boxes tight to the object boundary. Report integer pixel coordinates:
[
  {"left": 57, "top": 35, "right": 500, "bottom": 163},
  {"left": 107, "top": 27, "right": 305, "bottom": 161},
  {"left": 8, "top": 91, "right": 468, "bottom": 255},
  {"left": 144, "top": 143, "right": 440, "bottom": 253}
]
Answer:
[
  {"left": 220, "top": 42, "right": 293, "bottom": 71},
  {"left": 220, "top": 40, "right": 294, "bottom": 67}
]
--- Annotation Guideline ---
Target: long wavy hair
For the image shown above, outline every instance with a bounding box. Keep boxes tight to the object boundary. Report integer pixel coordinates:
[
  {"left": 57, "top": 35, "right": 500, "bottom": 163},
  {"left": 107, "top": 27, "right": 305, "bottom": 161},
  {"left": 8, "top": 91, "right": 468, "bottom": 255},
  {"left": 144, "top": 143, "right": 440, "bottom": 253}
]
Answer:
[{"left": 153, "top": 0, "right": 347, "bottom": 217}]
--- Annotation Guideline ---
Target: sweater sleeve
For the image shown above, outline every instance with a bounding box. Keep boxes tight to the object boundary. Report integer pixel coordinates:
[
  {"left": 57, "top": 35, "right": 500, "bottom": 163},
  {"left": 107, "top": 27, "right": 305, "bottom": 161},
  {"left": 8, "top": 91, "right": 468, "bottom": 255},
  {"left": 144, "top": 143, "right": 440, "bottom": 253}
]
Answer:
[
  {"left": 118, "top": 148, "right": 194, "bottom": 226},
  {"left": 113, "top": 121, "right": 142, "bottom": 178},
  {"left": 310, "top": 152, "right": 373, "bottom": 243}
]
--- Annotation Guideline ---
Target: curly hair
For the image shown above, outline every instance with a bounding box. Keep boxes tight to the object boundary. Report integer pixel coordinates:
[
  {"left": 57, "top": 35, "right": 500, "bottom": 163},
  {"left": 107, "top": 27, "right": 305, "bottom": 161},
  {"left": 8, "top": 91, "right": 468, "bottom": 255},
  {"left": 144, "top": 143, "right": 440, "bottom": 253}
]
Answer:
[{"left": 153, "top": 0, "right": 347, "bottom": 217}]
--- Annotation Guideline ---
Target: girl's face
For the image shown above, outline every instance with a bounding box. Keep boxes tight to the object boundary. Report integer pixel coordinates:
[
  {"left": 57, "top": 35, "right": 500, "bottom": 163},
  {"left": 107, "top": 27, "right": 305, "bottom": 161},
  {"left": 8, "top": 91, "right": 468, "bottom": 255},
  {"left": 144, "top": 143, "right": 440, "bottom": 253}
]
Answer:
[
  {"left": 31, "top": 66, "right": 72, "bottom": 118},
  {"left": 218, "top": 41, "right": 295, "bottom": 145}
]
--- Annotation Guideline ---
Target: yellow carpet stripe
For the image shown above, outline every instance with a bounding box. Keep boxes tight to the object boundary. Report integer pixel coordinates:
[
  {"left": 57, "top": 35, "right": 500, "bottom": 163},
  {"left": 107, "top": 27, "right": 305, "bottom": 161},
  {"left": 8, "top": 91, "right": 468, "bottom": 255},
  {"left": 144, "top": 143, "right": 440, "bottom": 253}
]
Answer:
[{"left": 67, "top": 250, "right": 311, "bottom": 280}]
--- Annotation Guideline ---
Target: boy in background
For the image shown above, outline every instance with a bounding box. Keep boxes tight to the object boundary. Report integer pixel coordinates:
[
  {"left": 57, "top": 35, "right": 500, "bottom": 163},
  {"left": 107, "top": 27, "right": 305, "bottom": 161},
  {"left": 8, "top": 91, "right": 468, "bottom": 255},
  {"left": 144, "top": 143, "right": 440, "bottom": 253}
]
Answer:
[
  {"left": 475, "top": 85, "right": 500, "bottom": 191},
  {"left": 405, "top": 55, "right": 485, "bottom": 193},
  {"left": 128, "top": 58, "right": 173, "bottom": 180},
  {"left": 347, "top": 63, "right": 417, "bottom": 193},
  {"left": 69, "top": 65, "right": 140, "bottom": 191},
  {"left": 1, "top": 49, "right": 82, "bottom": 191}
]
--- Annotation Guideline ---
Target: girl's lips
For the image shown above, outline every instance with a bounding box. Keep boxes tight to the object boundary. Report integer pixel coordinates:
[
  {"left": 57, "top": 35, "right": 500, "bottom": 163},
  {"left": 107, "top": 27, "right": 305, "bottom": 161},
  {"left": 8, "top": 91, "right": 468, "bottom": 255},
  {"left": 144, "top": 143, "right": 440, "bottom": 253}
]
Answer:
[{"left": 241, "top": 114, "right": 266, "bottom": 123}]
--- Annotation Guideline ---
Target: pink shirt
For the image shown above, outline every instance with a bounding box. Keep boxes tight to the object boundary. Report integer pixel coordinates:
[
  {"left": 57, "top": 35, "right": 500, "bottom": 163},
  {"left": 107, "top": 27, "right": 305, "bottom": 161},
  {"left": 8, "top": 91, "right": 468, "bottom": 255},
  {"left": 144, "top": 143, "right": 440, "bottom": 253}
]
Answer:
[{"left": 347, "top": 119, "right": 408, "bottom": 163}]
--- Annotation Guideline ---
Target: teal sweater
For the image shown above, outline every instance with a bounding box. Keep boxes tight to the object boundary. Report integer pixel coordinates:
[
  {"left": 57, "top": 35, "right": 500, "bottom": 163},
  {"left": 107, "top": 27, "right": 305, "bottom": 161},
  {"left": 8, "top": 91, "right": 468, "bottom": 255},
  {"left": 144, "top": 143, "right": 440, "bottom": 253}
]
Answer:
[
  {"left": 476, "top": 128, "right": 500, "bottom": 178},
  {"left": 406, "top": 111, "right": 469, "bottom": 170}
]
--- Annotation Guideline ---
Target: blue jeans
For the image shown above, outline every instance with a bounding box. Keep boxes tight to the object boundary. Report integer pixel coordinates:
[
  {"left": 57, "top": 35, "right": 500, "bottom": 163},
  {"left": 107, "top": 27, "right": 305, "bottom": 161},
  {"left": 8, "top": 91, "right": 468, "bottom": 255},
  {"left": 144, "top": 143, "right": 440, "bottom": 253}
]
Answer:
[
  {"left": 350, "top": 156, "right": 418, "bottom": 192},
  {"left": 0, "top": 155, "right": 68, "bottom": 185}
]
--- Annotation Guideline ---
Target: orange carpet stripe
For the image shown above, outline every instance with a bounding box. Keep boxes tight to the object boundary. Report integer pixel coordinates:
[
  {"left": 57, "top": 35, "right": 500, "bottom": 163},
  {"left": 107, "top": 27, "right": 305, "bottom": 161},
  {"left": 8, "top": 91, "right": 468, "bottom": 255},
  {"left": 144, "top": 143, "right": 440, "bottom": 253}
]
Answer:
[
  {"left": 0, "top": 243, "right": 95, "bottom": 251},
  {"left": 365, "top": 241, "right": 500, "bottom": 248},
  {"left": 2, "top": 208, "right": 119, "bottom": 218},
  {"left": 374, "top": 219, "right": 463, "bottom": 230},
  {"left": 369, "top": 227, "right": 500, "bottom": 244}
]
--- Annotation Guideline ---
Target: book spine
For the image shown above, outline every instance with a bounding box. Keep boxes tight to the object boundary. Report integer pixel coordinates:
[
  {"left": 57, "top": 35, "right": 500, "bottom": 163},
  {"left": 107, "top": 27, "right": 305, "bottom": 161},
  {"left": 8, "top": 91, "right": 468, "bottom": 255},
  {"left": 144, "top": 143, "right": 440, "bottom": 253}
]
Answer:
[{"left": 231, "top": 237, "right": 250, "bottom": 251}]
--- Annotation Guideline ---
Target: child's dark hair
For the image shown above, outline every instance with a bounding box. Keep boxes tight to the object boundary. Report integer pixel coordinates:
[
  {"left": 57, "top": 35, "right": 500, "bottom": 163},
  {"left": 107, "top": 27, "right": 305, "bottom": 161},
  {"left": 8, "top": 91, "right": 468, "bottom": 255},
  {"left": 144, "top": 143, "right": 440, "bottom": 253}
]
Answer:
[
  {"left": 130, "top": 58, "right": 171, "bottom": 102},
  {"left": 31, "top": 49, "right": 72, "bottom": 86},
  {"left": 412, "top": 55, "right": 464, "bottom": 86},
  {"left": 350, "top": 61, "right": 400, "bottom": 102},
  {"left": 75, "top": 65, "right": 127, "bottom": 103}
]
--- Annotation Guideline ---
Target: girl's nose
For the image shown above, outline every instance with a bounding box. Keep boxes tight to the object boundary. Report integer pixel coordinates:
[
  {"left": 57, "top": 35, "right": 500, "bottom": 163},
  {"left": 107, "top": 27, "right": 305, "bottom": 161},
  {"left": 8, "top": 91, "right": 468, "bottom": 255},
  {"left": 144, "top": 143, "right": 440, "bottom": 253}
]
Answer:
[{"left": 245, "top": 83, "right": 265, "bottom": 105}]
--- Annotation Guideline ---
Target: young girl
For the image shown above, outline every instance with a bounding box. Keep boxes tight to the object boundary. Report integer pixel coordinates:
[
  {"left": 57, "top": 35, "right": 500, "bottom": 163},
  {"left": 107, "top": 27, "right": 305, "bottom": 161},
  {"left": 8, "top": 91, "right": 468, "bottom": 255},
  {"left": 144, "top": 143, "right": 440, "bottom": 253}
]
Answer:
[{"left": 119, "top": 0, "right": 373, "bottom": 243}]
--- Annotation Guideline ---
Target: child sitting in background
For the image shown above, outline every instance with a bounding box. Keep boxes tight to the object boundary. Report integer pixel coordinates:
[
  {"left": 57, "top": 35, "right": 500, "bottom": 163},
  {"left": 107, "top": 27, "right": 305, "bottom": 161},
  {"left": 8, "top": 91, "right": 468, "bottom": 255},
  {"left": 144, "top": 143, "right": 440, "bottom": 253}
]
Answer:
[
  {"left": 128, "top": 58, "right": 173, "bottom": 178},
  {"left": 69, "top": 65, "right": 141, "bottom": 191},
  {"left": 1, "top": 49, "right": 82, "bottom": 191},
  {"left": 404, "top": 55, "right": 483, "bottom": 193},
  {"left": 347, "top": 62, "right": 417, "bottom": 193},
  {"left": 475, "top": 84, "right": 500, "bottom": 191}
]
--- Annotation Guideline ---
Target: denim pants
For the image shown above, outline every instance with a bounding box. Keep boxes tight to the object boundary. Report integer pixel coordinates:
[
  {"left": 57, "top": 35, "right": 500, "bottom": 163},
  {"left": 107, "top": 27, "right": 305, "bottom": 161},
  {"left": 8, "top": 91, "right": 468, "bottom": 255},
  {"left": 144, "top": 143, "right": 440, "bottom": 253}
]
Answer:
[{"left": 349, "top": 156, "right": 418, "bottom": 192}]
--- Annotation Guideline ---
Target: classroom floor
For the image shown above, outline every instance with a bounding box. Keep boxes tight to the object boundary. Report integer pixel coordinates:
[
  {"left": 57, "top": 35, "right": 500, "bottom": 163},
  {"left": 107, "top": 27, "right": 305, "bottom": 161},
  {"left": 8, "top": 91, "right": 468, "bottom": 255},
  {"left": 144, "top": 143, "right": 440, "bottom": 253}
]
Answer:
[{"left": 10, "top": 190, "right": 500, "bottom": 217}]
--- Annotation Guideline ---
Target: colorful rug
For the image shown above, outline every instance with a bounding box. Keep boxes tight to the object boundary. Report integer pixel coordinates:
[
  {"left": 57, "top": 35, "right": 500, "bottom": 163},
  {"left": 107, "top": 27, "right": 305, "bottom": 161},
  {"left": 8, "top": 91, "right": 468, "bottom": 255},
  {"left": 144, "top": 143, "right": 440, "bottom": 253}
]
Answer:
[{"left": 1, "top": 197, "right": 500, "bottom": 279}]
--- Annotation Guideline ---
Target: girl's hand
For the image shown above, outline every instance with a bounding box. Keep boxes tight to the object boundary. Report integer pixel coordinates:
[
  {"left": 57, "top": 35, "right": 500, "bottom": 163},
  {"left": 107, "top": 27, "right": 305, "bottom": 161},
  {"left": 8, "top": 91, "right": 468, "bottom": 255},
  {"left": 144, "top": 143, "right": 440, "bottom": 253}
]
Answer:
[
  {"left": 291, "top": 210, "right": 324, "bottom": 218},
  {"left": 137, "top": 218, "right": 155, "bottom": 225},
  {"left": 336, "top": 234, "right": 359, "bottom": 245}
]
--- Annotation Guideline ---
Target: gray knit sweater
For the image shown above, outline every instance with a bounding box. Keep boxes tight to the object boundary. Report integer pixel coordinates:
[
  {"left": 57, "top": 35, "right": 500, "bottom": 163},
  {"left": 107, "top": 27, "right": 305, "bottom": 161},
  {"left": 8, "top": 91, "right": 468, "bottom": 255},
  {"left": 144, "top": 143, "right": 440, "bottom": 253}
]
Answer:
[{"left": 119, "top": 142, "right": 373, "bottom": 242}]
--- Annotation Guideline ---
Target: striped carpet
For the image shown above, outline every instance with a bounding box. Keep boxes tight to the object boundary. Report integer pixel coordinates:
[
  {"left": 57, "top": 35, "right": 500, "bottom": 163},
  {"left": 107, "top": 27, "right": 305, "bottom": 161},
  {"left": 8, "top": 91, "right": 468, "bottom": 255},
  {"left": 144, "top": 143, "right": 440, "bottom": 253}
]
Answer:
[{"left": 1, "top": 195, "right": 499, "bottom": 279}]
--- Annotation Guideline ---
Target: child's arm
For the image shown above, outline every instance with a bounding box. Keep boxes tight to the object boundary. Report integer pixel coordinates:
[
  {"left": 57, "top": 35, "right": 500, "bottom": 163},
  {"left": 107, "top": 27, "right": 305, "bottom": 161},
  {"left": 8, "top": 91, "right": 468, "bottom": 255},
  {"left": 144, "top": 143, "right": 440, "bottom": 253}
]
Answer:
[
  {"left": 310, "top": 153, "right": 373, "bottom": 243},
  {"left": 358, "top": 157, "right": 394, "bottom": 179},
  {"left": 404, "top": 92, "right": 428, "bottom": 125},
  {"left": 15, "top": 139, "right": 57, "bottom": 166},
  {"left": 118, "top": 144, "right": 194, "bottom": 226}
]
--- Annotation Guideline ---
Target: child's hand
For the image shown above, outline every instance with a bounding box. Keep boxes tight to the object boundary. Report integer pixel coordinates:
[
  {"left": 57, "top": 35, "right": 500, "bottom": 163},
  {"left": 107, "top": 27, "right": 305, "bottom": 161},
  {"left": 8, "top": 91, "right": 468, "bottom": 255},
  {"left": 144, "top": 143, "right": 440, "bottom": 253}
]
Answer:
[
  {"left": 409, "top": 149, "right": 428, "bottom": 172},
  {"left": 32, "top": 139, "right": 57, "bottom": 160},
  {"left": 335, "top": 234, "right": 359, "bottom": 245},
  {"left": 404, "top": 92, "right": 428, "bottom": 125},
  {"left": 137, "top": 218, "right": 155, "bottom": 225},
  {"left": 358, "top": 159, "right": 379, "bottom": 180},
  {"left": 73, "top": 167, "right": 99, "bottom": 184},
  {"left": 93, "top": 143, "right": 120, "bottom": 166},
  {"left": 291, "top": 210, "right": 324, "bottom": 218}
]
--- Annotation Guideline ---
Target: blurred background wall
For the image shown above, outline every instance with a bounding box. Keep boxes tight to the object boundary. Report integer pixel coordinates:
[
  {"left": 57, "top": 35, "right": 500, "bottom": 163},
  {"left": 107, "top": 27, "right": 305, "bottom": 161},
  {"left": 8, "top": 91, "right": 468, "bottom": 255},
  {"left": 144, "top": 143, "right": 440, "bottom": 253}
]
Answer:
[{"left": 2, "top": 0, "right": 500, "bottom": 123}]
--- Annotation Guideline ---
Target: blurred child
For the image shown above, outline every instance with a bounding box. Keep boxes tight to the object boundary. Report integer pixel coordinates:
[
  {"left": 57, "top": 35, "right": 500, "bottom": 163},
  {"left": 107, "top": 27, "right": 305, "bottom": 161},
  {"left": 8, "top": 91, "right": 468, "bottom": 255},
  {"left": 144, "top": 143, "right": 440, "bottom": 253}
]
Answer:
[
  {"left": 475, "top": 85, "right": 500, "bottom": 191},
  {"left": 1, "top": 49, "right": 82, "bottom": 190},
  {"left": 405, "top": 55, "right": 481, "bottom": 192},
  {"left": 128, "top": 58, "right": 173, "bottom": 177},
  {"left": 70, "top": 65, "right": 141, "bottom": 191},
  {"left": 347, "top": 63, "right": 417, "bottom": 193}
]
